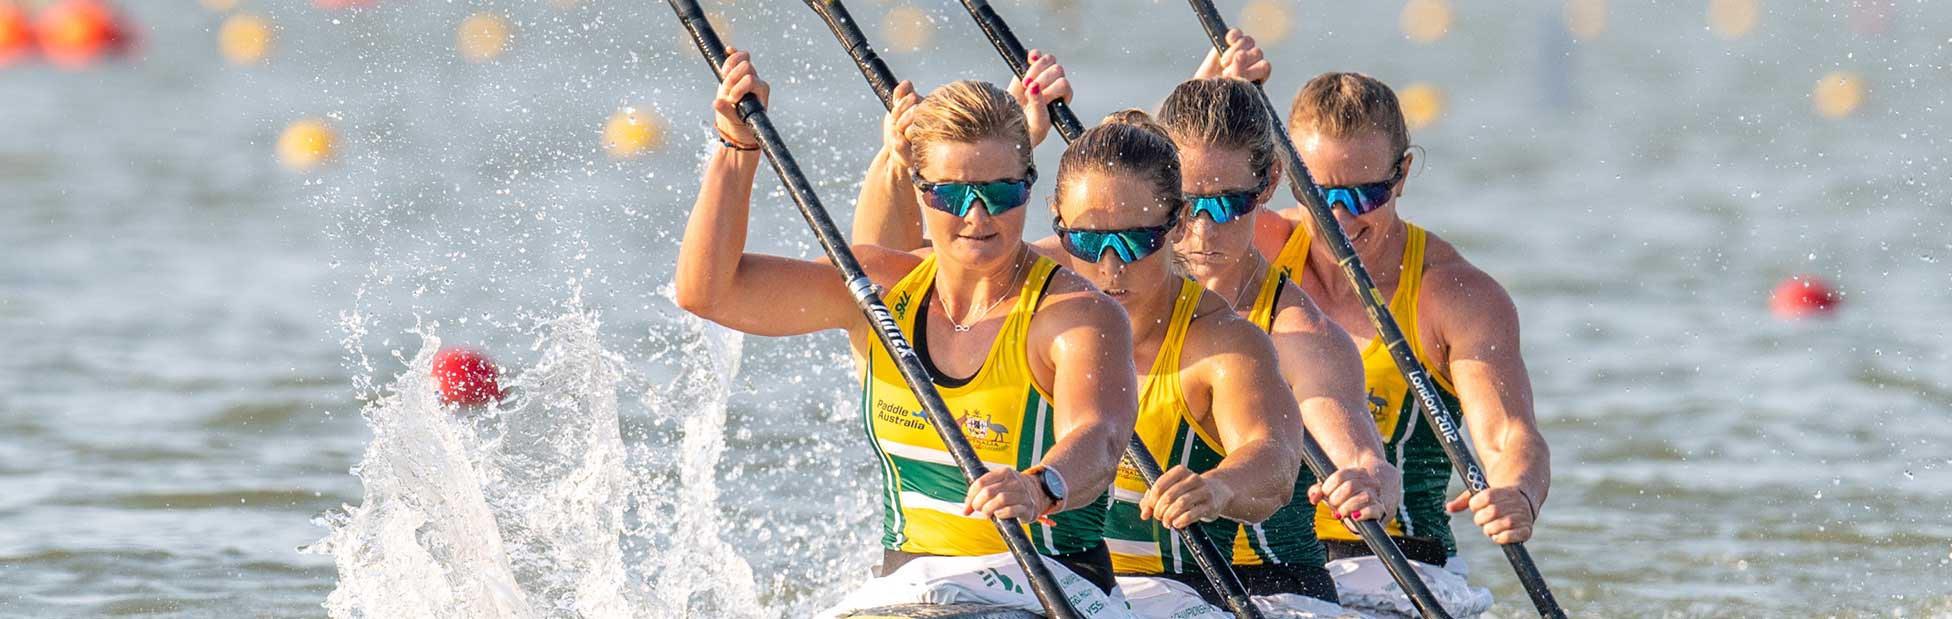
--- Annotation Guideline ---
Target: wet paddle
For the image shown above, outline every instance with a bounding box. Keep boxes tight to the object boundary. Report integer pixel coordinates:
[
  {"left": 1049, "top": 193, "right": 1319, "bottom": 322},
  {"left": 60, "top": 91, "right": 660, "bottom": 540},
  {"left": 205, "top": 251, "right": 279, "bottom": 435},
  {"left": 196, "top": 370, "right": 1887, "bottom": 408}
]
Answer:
[
  {"left": 1179, "top": 2, "right": 1569, "bottom": 617},
  {"left": 665, "top": 2, "right": 1080, "bottom": 618},
  {"left": 800, "top": 2, "right": 1262, "bottom": 615}
]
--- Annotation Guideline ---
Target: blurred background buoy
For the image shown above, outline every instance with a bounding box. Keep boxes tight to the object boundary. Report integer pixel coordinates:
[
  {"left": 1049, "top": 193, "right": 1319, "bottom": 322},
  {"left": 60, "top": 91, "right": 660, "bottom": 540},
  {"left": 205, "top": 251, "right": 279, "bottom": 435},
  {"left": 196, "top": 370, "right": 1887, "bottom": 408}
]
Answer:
[
  {"left": 456, "top": 11, "right": 509, "bottom": 63},
  {"left": 277, "top": 118, "right": 336, "bottom": 170},
  {"left": 881, "top": 5, "right": 932, "bottom": 54},
  {"left": 603, "top": 106, "right": 665, "bottom": 159},
  {"left": 1708, "top": 0, "right": 1757, "bottom": 39},
  {"left": 1399, "top": 82, "right": 1445, "bottom": 131},
  {"left": 0, "top": 1, "right": 33, "bottom": 67},
  {"left": 34, "top": 0, "right": 130, "bottom": 69},
  {"left": 218, "top": 13, "right": 271, "bottom": 65},
  {"left": 1238, "top": 0, "right": 1291, "bottom": 46},
  {"left": 1812, "top": 71, "right": 1864, "bottom": 119},
  {"left": 1565, "top": 0, "right": 1606, "bottom": 40},
  {"left": 1770, "top": 275, "right": 1841, "bottom": 320},
  {"left": 200, "top": 0, "right": 238, "bottom": 12},
  {"left": 312, "top": 0, "right": 376, "bottom": 10},
  {"left": 1401, "top": 0, "right": 1451, "bottom": 44},
  {"left": 431, "top": 346, "right": 503, "bottom": 407}
]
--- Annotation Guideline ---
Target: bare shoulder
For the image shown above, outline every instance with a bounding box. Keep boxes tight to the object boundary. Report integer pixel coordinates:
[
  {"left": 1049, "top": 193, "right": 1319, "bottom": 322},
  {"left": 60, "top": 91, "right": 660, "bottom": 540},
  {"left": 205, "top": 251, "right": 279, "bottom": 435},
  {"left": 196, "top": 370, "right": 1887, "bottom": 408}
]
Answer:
[
  {"left": 1268, "top": 279, "right": 1343, "bottom": 340},
  {"left": 1266, "top": 280, "right": 1361, "bottom": 375},
  {"left": 844, "top": 243, "right": 926, "bottom": 289},
  {"left": 1183, "top": 290, "right": 1280, "bottom": 368},
  {"left": 1415, "top": 231, "right": 1519, "bottom": 329},
  {"left": 1027, "top": 236, "right": 1066, "bottom": 265},
  {"left": 1029, "top": 267, "right": 1129, "bottom": 337}
]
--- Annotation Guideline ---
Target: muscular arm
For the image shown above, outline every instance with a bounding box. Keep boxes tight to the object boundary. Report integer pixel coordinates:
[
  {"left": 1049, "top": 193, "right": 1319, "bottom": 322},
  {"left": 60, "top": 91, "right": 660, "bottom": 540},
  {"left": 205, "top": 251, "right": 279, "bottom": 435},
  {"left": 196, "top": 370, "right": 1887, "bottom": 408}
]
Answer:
[
  {"left": 1271, "top": 291, "right": 1402, "bottom": 521},
  {"left": 1433, "top": 267, "right": 1551, "bottom": 541},
  {"left": 1186, "top": 313, "right": 1304, "bottom": 523},
  {"left": 673, "top": 146, "right": 896, "bottom": 337},
  {"left": 1030, "top": 279, "right": 1139, "bottom": 513},
  {"left": 850, "top": 146, "right": 927, "bottom": 250}
]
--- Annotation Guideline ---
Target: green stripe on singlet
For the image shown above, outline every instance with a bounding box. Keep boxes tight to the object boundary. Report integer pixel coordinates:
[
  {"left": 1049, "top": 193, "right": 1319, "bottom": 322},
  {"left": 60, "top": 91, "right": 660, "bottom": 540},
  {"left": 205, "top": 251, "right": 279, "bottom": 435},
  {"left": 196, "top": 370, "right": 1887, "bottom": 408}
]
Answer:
[
  {"left": 863, "top": 376, "right": 906, "bottom": 548},
  {"left": 887, "top": 455, "right": 973, "bottom": 504},
  {"left": 1388, "top": 389, "right": 1464, "bottom": 556}
]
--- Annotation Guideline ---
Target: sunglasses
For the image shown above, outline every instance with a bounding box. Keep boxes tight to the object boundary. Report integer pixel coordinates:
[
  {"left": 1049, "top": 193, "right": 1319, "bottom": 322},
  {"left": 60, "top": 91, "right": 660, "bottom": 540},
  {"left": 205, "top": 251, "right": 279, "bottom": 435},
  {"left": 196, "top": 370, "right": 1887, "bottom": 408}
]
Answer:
[
  {"left": 1185, "top": 175, "right": 1272, "bottom": 224},
  {"left": 911, "top": 169, "right": 1038, "bottom": 218},
  {"left": 1052, "top": 210, "right": 1181, "bottom": 263},
  {"left": 1315, "top": 155, "right": 1406, "bottom": 217}
]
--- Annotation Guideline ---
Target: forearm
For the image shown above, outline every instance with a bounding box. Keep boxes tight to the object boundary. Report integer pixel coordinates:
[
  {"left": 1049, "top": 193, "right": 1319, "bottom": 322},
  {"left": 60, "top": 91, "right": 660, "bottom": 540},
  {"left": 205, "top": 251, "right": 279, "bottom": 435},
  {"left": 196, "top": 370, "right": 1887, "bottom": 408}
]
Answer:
[
  {"left": 1036, "top": 417, "right": 1128, "bottom": 512},
  {"left": 1483, "top": 429, "right": 1551, "bottom": 511},
  {"left": 1203, "top": 439, "right": 1298, "bottom": 522},
  {"left": 674, "top": 147, "right": 763, "bottom": 315},
  {"left": 850, "top": 146, "right": 925, "bottom": 250},
  {"left": 1299, "top": 396, "right": 1388, "bottom": 472}
]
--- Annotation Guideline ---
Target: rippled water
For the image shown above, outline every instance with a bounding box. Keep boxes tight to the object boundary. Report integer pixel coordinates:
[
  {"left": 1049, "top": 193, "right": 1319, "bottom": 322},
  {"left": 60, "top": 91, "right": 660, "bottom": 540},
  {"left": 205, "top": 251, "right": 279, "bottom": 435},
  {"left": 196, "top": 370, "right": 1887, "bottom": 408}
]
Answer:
[{"left": 2, "top": 1, "right": 1949, "bottom": 617}]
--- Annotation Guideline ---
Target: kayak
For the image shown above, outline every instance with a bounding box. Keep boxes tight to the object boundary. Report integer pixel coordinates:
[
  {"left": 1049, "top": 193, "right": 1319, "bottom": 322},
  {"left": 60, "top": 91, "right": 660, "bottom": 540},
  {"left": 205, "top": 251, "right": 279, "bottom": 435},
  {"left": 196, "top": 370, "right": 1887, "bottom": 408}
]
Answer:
[{"left": 842, "top": 604, "right": 1041, "bottom": 619}]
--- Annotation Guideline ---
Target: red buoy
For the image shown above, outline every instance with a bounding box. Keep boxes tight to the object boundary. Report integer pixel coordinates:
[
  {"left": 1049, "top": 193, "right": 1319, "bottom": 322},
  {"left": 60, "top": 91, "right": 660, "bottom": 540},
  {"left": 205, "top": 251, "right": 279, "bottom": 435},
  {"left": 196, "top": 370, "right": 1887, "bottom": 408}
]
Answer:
[
  {"left": 431, "top": 346, "right": 503, "bottom": 407},
  {"left": 1770, "top": 275, "right": 1841, "bottom": 320},
  {"left": 0, "top": 2, "right": 34, "bottom": 67},
  {"left": 33, "top": 0, "right": 129, "bottom": 69}
]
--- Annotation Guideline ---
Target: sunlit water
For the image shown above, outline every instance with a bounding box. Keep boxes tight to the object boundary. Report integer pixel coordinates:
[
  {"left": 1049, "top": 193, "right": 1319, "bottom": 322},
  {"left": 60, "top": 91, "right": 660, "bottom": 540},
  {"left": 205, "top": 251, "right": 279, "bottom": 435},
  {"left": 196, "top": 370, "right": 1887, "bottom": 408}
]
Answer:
[{"left": 2, "top": 1, "right": 1948, "bottom": 617}]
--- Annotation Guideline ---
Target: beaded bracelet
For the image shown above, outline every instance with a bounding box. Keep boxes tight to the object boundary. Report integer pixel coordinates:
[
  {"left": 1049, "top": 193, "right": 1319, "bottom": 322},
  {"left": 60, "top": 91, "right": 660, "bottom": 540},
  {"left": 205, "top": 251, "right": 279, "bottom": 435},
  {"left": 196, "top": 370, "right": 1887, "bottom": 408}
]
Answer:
[{"left": 715, "top": 126, "right": 760, "bottom": 151}]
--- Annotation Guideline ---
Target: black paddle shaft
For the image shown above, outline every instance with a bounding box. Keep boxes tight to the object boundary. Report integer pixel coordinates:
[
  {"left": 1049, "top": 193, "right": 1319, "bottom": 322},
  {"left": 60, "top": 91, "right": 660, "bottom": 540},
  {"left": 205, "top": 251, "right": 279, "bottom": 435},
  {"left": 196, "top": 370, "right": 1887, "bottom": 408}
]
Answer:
[
  {"left": 665, "top": 3, "right": 1081, "bottom": 618},
  {"left": 1295, "top": 434, "right": 1455, "bottom": 619},
  {"left": 1180, "top": 2, "right": 1568, "bottom": 618},
  {"left": 954, "top": 0, "right": 1087, "bottom": 141},
  {"left": 1118, "top": 437, "right": 1265, "bottom": 619}
]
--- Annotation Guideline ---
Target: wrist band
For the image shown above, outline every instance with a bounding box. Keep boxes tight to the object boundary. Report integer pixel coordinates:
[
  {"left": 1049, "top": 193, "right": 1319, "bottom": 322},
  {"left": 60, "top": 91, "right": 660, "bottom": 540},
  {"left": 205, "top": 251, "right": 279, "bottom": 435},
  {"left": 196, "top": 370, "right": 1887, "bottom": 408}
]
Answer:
[{"left": 716, "top": 127, "right": 760, "bottom": 151}]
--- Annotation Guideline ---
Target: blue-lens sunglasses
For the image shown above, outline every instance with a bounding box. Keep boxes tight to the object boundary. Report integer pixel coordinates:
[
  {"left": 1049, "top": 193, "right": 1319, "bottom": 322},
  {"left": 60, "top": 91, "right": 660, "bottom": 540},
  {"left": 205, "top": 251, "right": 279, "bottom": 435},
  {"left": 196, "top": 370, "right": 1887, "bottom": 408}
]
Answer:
[
  {"left": 1315, "top": 155, "right": 1406, "bottom": 217},
  {"left": 1186, "top": 174, "right": 1272, "bottom": 224},
  {"left": 911, "top": 168, "right": 1038, "bottom": 217},
  {"left": 1052, "top": 208, "right": 1182, "bottom": 264}
]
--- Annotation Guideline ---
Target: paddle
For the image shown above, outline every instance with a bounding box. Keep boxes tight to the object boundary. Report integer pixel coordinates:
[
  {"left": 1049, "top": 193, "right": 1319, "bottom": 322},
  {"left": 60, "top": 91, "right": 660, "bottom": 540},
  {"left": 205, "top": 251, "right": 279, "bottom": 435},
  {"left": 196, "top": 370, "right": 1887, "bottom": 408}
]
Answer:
[
  {"left": 1178, "top": 2, "right": 1569, "bottom": 618},
  {"left": 664, "top": 3, "right": 1081, "bottom": 618},
  {"left": 801, "top": 2, "right": 1260, "bottom": 615},
  {"left": 942, "top": 4, "right": 1458, "bottom": 618}
]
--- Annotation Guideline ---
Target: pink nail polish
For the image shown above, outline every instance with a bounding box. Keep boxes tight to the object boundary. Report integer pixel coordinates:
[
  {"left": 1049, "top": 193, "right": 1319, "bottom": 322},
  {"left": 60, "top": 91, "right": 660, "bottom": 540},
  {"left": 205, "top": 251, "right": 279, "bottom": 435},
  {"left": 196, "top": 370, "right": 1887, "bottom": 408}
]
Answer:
[{"left": 1029, "top": 84, "right": 1040, "bottom": 96}]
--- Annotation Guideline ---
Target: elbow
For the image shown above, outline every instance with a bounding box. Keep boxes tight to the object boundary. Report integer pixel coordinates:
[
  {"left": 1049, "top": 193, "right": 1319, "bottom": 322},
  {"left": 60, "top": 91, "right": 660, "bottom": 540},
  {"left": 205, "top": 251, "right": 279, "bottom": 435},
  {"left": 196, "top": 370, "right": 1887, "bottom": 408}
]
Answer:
[{"left": 672, "top": 278, "right": 720, "bottom": 318}]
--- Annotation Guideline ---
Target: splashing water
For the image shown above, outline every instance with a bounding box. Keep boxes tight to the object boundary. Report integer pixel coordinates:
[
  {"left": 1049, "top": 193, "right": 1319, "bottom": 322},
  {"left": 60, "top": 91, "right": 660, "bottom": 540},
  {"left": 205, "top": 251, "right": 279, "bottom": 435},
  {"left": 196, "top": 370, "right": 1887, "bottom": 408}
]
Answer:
[{"left": 307, "top": 307, "right": 773, "bottom": 618}]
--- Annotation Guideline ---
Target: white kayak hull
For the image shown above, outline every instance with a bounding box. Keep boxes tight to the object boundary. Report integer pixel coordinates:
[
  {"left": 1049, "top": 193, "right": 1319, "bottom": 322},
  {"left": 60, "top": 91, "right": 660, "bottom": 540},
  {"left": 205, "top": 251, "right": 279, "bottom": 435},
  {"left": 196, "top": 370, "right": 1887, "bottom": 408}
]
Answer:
[{"left": 841, "top": 603, "right": 1041, "bottom": 618}]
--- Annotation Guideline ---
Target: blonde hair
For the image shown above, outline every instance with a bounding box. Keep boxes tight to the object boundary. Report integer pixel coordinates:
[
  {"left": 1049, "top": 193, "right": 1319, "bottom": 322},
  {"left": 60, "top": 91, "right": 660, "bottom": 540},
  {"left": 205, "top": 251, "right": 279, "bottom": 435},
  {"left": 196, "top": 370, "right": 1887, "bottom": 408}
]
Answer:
[
  {"left": 1288, "top": 72, "right": 1410, "bottom": 156},
  {"left": 906, "top": 80, "right": 1034, "bottom": 176},
  {"left": 1054, "top": 109, "right": 1183, "bottom": 219},
  {"left": 1156, "top": 78, "right": 1277, "bottom": 181}
]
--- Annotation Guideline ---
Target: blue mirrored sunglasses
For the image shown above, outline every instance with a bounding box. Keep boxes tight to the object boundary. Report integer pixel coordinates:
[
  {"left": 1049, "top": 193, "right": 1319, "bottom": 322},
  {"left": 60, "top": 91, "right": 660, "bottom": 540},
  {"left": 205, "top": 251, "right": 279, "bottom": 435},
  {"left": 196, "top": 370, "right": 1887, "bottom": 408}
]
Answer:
[
  {"left": 1315, "top": 155, "right": 1406, "bottom": 217},
  {"left": 1186, "top": 175, "right": 1272, "bottom": 224},
  {"left": 1052, "top": 210, "right": 1180, "bottom": 264},
  {"left": 911, "top": 169, "right": 1038, "bottom": 217}
]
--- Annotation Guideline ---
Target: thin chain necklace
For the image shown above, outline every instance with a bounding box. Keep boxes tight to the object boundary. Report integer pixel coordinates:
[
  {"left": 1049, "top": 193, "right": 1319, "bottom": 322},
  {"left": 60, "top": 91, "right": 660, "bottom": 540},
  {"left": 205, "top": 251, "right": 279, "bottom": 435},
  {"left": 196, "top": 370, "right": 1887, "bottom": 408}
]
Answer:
[
  {"left": 1229, "top": 268, "right": 1260, "bottom": 310},
  {"left": 940, "top": 251, "right": 1030, "bottom": 333}
]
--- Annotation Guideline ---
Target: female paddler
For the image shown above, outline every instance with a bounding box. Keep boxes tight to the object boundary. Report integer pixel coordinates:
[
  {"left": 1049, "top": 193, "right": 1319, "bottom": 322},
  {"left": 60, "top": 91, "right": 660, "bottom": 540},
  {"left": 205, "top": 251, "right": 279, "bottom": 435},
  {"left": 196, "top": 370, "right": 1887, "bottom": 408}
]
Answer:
[
  {"left": 673, "top": 51, "right": 1142, "bottom": 610},
  {"left": 850, "top": 50, "right": 1400, "bottom": 613}
]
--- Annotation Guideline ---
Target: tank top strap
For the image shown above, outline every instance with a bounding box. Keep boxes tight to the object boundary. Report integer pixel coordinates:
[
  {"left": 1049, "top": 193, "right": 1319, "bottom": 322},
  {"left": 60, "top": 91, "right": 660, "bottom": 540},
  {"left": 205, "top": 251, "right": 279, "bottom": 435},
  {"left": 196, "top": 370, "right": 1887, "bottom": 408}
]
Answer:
[
  {"left": 1392, "top": 223, "right": 1429, "bottom": 356},
  {"left": 884, "top": 253, "right": 940, "bottom": 331},
  {"left": 1002, "top": 256, "right": 1061, "bottom": 333},
  {"left": 1247, "top": 268, "right": 1288, "bottom": 332},
  {"left": 1270, "top": 219, "right": 1314, "bottom": 286}
]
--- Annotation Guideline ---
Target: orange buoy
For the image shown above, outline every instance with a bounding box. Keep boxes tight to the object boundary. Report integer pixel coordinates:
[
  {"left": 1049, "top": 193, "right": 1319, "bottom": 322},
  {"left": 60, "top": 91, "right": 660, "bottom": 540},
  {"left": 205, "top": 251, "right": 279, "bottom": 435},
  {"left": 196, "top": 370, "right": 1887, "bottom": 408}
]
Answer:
[
  {"left": 1770, "top": 275, "right": 1841, "bottom": 320},
  {"left": 1398, "top": 83, "right": 1445, "bottom": 131},
  {"left": 1812, "top": 71, "right": 1864, "bottom": 119},
  {"left": 278, "top": 119, "right": 337, "bottom": 171},
  {"left": 456, "top": 12, "right": 509, "bottom": 63},
  {"left": 218, "top": 13, "right": 272, "bottom": 65},
  {"left": 1238, "top": 0, "right": 1291, "bottom": 45},
  {"left": 603, "top": 106, "right": 665, "bottom": 159},
  {"left": 0, "top": 2, "right": 34, "bottom": 67},
  {"left": 882, "top": 5, "right": 932, "bottom": 53},
  {"left": 1708, "top": 0, "right": 1757, "bottom": 39},
  {"left": 1400, "top": 0, "right": 1451, "bottom": 44},
  {"left": 34, "top": 0, "right": 130, "bottom": 69},
  {"left": 431, "top": 346, "right": 503, "bottom": 407}
]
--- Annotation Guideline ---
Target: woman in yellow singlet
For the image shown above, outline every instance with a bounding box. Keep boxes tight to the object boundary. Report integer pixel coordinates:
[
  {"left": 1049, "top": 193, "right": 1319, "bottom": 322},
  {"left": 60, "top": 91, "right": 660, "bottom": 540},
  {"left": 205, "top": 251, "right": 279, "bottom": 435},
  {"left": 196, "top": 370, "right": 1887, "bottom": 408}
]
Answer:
[{"left": 673, "top": 51, "right": 1139, "bottom": 594}]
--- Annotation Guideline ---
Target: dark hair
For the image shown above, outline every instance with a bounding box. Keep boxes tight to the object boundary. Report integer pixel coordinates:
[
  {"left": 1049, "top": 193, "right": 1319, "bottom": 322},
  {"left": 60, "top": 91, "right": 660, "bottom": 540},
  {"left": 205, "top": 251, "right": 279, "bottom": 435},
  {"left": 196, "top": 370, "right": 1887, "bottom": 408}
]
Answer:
[
  {"left": 1053, "top": 109, "right": 1184, "bottom": 223},
  {"left": 1156, "top": 78, "right": 1277, "bottom": 181}
]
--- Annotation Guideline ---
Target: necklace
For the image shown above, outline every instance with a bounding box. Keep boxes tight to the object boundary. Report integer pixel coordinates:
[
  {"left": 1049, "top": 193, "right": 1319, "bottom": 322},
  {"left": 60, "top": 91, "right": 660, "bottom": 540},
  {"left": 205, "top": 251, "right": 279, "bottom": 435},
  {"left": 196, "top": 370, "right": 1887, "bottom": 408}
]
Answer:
[
  {"left": 1229, "top": 267, "right": 1261, "bottom": 310},
  {"left": 940, "top": 252, "right": 1030, "bottom": 333}
]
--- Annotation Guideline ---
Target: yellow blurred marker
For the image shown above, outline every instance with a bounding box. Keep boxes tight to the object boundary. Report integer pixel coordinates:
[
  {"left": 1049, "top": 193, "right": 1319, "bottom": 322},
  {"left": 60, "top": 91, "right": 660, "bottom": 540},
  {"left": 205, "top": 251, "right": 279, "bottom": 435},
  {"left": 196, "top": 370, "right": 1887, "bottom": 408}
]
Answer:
[
  {"left": 604, "top": 107, "right": 666, "bottom": 159},
  {"left": 278, "top": 119, "right": 337, "bottom": 171},
  {"left": 1565, "top": 0, "right": 1605, "bottom": 40},
  {"left": 883, "top": 5, "right": 932, "bottom": 53},
  {"left": 1399, "top": 83, "right": 1445, "bottom": 131},
  {"left": 201, "top": 0, "right": 239, "bottom": 12},
  {"left": 1812, "top": 71, "right": 1864, "bottom": 119},
  {"left": 219, "top": 14, "right": 272, "bottom": 65},
  {"left": 1239, "top": 0, "right": 1291, "bottom": 45},
  {"left": 1708, "top": 0, "right": 1757, "bottom": 39},
  {"left": 458, "top": 12, "right": 510, "bottom": 63},
  {"left": 1401, "top": 0, "right": 1451, "bottom": 44}
]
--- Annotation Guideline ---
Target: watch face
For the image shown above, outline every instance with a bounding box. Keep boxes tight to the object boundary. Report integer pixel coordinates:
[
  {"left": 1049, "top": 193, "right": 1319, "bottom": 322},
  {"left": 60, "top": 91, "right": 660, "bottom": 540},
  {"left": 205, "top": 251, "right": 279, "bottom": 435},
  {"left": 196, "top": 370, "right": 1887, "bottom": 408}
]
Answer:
[{"left": 1040, "top": 468, "right": 1066, "bottom": 501}]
